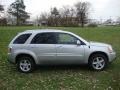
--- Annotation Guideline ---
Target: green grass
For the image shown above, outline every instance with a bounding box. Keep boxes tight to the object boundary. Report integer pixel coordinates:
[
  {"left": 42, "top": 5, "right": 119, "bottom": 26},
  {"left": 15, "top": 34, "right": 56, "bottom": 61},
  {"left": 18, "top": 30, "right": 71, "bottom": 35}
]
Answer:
[{"left": 0, "top": 26, "right": 120, "bottom": 90}]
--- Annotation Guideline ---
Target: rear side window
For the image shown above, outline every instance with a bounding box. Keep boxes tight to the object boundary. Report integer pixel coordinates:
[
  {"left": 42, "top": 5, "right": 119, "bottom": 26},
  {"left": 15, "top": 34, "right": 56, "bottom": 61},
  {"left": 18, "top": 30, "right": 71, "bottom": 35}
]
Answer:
[
  {"left": 31, "top": 33, "right": 56, "bottom": 44},
  {"left": 13, "top": 34, "right": 31, "bottom": 44}
]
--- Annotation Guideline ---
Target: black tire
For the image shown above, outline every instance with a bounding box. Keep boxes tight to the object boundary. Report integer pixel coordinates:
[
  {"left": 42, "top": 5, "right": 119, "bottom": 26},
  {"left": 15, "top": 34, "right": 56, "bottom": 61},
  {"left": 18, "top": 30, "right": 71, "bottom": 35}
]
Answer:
[
  {"left": 17, "top": 56, "right": 35, "bottom": 73},
  {"left": 88, "top": 54, "right": 108, "bottom": 71}
]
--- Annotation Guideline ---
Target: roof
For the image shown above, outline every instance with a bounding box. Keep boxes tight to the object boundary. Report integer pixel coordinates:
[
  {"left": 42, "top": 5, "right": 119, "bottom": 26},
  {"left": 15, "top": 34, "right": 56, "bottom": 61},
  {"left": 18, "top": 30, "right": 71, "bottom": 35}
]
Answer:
[{"left": 21, "top": 29, "right": 69, "bottom": 34}]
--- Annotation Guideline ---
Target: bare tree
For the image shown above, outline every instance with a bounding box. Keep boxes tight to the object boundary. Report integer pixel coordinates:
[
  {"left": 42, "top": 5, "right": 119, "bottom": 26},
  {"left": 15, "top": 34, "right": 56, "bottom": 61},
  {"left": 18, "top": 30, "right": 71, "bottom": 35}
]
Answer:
[
  {"left": 59, "top": 6, "right": 77, "bottom": 26},
  {"left": 69, "top": 7, "right": 78, "bottom": 26},
  {"left": 60, "top": 6, "right": 70, "bottom": 26},
  {"left": 39, "top": 12, "right": 49, "bottom": 26},
  {"left": 75, "top": 2, "right": 90, "bottom": 27}
]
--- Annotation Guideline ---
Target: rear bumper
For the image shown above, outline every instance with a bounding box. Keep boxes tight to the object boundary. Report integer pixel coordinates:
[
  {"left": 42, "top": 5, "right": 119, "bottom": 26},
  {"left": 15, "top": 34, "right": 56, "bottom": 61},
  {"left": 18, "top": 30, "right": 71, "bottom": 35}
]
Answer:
[{"left": 8, "top": 53, "right": 16, "bottom": 64}]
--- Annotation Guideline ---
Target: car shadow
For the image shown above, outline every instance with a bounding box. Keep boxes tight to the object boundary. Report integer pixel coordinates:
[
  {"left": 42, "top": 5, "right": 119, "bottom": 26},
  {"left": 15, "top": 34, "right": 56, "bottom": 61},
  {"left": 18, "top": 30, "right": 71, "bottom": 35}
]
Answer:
[{"left": 35, "top": 64, "right": 91, "bottom": 73}]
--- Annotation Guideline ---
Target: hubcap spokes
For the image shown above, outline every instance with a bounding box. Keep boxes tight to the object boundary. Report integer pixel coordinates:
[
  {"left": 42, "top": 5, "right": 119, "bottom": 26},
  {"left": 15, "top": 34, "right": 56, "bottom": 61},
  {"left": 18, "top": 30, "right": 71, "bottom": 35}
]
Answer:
[
  {"left": 20, "top": 60, "right": 31, "bottom": 72},
  {"left": 92, "top": 57, "right": 105, "bottom": 70}
]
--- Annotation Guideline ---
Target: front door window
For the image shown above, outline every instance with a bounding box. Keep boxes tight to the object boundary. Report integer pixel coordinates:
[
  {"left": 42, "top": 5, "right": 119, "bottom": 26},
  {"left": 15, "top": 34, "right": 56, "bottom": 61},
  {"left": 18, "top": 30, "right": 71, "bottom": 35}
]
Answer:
[{"left": 57, "top": 33, "right": 77, "bottom": 44}]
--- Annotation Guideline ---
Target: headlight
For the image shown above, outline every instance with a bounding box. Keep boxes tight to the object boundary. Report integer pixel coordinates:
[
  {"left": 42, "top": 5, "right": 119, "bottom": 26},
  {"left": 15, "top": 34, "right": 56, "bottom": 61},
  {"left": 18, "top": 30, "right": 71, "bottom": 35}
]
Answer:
[{"left": 108, "top": 46, "right": 113, "bottom": 53}]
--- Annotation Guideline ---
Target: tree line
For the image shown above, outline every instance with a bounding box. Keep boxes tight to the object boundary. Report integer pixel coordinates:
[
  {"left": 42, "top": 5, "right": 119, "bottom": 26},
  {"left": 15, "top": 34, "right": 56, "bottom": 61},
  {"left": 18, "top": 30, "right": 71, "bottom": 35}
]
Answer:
[
  {"left": 36, "top": 2, "right": 90, "bottom": 27},
  {"left": 1, "top": 1, "right": 90, "bottom": 27},
  {"left": 1, "top": 0, "right": 120, "bottom": 27}
]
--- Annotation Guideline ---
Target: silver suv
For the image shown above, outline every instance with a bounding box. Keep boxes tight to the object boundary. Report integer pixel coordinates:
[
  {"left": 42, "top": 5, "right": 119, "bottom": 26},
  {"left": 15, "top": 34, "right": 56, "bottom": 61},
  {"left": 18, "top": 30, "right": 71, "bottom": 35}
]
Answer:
[{"left": 8, "top": 29, "right": 116, "bottom": 73}]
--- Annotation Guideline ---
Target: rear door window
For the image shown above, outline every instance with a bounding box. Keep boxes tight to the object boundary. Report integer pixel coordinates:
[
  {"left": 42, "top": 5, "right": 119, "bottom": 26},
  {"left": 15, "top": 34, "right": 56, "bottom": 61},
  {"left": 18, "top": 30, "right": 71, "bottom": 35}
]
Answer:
[
  {"left": 31, "top": 33, "right": 56, "bottom": 44},
  {"left": 13, "top": 34, "right": 31, "bottom": 44}
]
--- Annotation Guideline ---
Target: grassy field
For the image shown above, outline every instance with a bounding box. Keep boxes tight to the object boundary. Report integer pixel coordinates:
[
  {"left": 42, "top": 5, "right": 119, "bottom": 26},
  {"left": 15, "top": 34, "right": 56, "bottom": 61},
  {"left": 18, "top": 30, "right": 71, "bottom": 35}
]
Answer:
[{"left": 0, "top": 26, "right": 120, "bottom": 90}]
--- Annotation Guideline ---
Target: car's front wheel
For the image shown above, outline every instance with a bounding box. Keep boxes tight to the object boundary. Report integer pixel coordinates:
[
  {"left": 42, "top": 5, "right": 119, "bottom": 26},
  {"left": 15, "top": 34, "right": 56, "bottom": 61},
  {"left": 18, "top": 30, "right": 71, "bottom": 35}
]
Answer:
[
  {"left": 89, "top": 54, "right": 108, "bottom": 71},
  {"left": 17, "top": 56, "right": 35, "bottom": 73}
]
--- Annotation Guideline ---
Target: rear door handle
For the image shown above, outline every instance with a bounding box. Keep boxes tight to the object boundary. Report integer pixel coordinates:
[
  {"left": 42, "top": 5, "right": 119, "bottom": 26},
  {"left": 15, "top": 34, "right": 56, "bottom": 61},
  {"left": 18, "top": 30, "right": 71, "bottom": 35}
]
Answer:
[
  {"left": 31, "top": 46, "right": 37, "bottom": 48},
  {"left": 57, "top": 46, "right": 62, "bottom": 48},
  {"left": 31, "top": 47, "right": 34, "bottom": 48}
]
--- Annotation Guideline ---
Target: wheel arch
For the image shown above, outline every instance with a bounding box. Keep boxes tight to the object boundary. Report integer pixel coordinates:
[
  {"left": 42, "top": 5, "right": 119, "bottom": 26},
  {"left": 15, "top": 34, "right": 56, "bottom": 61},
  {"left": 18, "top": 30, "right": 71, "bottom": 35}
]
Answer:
[
  {"left": 88, "top": 51, "right": 109, "bottom": 62},
  {"left": 15, "top": 53, "right": 36, "bottom": 64}
]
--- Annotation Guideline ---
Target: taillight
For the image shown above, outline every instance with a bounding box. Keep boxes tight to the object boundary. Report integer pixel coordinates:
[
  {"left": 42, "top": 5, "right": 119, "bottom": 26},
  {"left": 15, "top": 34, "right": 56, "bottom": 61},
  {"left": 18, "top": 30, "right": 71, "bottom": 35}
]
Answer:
[{"left": 8, "top": 47, "right": 12, "bottom": 53}]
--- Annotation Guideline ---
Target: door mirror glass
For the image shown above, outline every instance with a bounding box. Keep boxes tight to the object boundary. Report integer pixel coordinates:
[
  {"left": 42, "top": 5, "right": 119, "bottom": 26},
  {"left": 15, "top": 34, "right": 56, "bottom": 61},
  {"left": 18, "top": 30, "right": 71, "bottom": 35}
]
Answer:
[{"left": 77, "top": 40, "right": 81, "bottom": 45}]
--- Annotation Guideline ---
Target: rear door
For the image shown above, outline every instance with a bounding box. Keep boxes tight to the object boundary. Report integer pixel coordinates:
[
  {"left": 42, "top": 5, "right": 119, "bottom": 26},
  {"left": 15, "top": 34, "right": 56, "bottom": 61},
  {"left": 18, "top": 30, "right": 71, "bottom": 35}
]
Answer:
[{"left": 29, "top": 32, "right": 57, "bottom": 64}]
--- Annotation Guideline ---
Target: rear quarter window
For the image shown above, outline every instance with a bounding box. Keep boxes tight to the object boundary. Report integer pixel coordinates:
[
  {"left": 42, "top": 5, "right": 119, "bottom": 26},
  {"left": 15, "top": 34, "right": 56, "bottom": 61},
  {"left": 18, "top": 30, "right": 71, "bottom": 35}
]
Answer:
[{"left": 13, "top": 33, "right": 31, "bottom": 44}]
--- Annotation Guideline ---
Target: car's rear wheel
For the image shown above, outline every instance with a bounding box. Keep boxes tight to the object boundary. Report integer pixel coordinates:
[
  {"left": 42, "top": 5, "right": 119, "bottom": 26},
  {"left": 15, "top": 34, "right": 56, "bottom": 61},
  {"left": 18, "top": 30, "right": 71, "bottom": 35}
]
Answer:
[
  {"left": 17, "top": 56, "right": 35, "bottom": 73},
  {"left": 89, "top": 54, "right": 108, "bottom": 71}
]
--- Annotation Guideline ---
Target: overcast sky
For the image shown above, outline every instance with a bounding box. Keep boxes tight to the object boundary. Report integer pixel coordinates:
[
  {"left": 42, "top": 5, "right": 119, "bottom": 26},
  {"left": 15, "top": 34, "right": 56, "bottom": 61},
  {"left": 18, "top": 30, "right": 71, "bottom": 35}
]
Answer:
[{"left": 1, "top": 0, "right": 120, "bottom": 20}]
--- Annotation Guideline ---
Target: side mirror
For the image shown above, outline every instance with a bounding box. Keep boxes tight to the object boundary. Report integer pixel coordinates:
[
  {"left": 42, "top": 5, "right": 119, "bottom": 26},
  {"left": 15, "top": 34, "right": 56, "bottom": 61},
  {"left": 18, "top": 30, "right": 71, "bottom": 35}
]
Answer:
[{"left": 77, "top": 40, "right": 81, "bottom": 45}]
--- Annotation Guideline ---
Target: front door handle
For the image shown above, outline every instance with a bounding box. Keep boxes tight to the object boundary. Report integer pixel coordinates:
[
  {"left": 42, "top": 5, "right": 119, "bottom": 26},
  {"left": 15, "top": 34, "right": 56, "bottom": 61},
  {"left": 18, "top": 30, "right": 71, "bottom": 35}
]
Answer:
[{"left": 31, "top": 46, "right": 35, "bottom": 48}]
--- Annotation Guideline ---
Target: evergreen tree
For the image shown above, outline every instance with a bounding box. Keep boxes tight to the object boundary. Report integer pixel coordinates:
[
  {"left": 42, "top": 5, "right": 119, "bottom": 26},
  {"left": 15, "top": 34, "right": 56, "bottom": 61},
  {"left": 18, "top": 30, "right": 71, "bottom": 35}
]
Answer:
[
  {"left": 8, "top": 0, "right": 30, "bottom": 25},
  {"left": 0, "top": 5, "right": 4, "bottom": 12},
  {"left": 0, "top": 4, "right": 4, "bottom": 18},
  {"left": 51, "top": 7, "right": 59, "bottom": 26}
]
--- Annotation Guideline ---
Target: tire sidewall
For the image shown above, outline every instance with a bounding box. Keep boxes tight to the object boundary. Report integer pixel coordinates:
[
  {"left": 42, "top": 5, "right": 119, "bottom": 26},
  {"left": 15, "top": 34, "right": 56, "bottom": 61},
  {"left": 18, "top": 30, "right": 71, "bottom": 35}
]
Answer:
[
  {"left": 17, "top": 56, "right": 35, "bottom": 73},
  {"left": 89, "top": 54, "right": 108, "bottom": 71}
]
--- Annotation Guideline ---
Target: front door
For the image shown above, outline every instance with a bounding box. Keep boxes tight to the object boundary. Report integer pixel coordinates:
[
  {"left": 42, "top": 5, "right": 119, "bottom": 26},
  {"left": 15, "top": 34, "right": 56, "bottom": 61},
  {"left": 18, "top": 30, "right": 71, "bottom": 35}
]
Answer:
[{"left": 55, "top": 33, "right": 85, "bottom": 64}]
